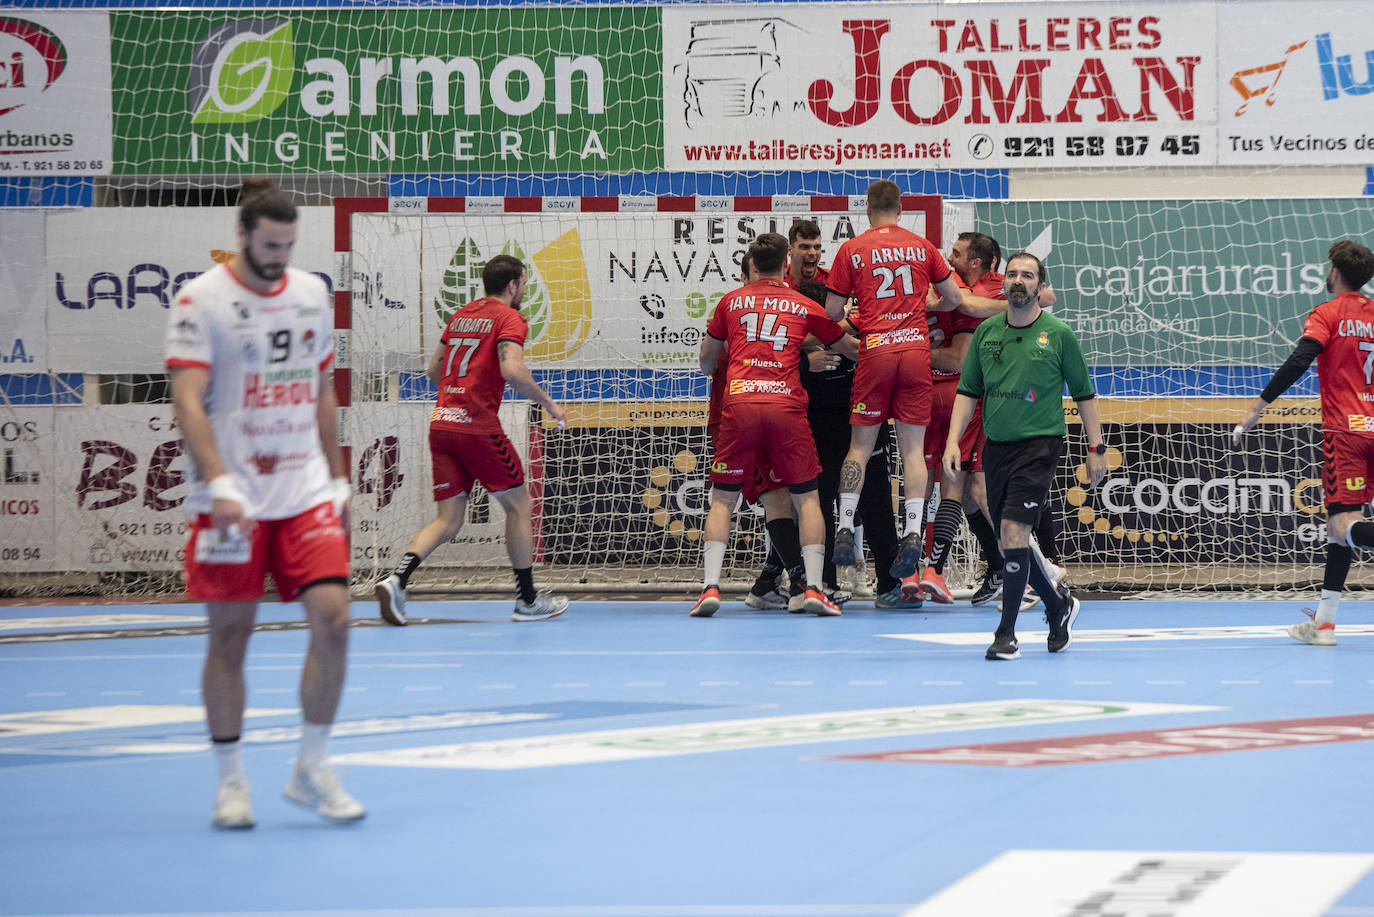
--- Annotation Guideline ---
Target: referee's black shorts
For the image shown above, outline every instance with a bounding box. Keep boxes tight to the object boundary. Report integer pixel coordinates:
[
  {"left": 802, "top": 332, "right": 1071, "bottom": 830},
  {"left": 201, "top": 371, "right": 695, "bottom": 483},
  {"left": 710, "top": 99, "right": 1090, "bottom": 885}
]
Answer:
[{"left": 983, "top": 435, "right": 1064, "bottom": 527}]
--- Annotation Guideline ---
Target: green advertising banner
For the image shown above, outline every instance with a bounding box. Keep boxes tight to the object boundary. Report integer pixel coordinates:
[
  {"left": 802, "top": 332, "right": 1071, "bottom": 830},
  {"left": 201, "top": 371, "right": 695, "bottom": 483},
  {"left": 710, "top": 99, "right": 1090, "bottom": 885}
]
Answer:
[
  {"left": 111, "top": 9, "right": 662, "bottom": 174},
  {"left": 978, "top": 199, "right": 1374, "bottom": 367}
]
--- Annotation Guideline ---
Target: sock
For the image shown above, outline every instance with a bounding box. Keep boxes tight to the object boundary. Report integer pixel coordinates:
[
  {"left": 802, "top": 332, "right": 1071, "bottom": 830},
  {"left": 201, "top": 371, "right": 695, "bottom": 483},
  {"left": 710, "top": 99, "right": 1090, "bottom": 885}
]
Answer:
[
  {"left": 212, "top": 737, "right": 244, "bottom": 783},
  {"left": 1318, "top": 540, "right": 1353, "bottom": 626},
  {"left": 853, "top": 525, "right": 866, "bottom": 561},
  {"left": 903, "top": 498, "right": 925, "bottom": 538},
  {"left": 703, "top": 541, "right": 727, "bottom": 589},
  {"left": 837, "top": 493, "right": 860, "bottom": 532},
  {"left": 514, "top": 567, "right": 536, "bottom": 605},
  {"left": 1033, "top": 511, "right": 1062, "bottom": 565},
  {"left": 929, "top": 500, "right": 965, "bottom": 574},
  {"left": 966, "top": 508, "right": 1003, "bottom": 572},
  {"left": 1347, "top": 520, "right": 1374, "bottom": 549},
  {"left": 1026, "top": 540, "right": 1066, "bottom": 615},
  {"left": 759, "top": 545, "right": 785, "bottom": 580},
  {"left": 393, "top": 551, "right": 422, "bottom": 588},
  {"left": 801, "top": 544, "right": 825, "bottom": 593},
  {"left": 765, "top": 518, "right": 803, "bottom": 575},
  {"left": 999, "top": 547, "right": 1031, "bottom": 636},
  {"left": 297, "top": 721, "right": 331, "bottom": 772}
]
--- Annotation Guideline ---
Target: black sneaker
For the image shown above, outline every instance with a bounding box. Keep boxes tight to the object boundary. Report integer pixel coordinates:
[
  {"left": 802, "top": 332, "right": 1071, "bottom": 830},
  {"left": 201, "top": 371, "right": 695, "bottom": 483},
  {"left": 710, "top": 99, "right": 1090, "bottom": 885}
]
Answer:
[
  {"left": 985, "top": 631, "right": 1020, "bottom": 660},
  {"left": 1047, "top": 595, "right": 1081, "bottom": 653},
  {"left": 832, "top": 527, "right": 856, "bottom": 567},
  {"left": 745, "top": 573, "right": 788, "bottom": 610},
  {"left": 889, "top": 532, "right": 922, "bottom": 579},
  {"left": 970, "top": 570, "right": 1003, "bottom": 607}
]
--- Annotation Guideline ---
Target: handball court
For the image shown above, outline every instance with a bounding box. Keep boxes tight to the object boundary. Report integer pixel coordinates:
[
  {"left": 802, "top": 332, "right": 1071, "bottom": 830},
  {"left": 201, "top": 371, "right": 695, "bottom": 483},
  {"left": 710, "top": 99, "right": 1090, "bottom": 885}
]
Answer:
[{"left": 3, "top": 593, "right": 1374, "bottom": 917}]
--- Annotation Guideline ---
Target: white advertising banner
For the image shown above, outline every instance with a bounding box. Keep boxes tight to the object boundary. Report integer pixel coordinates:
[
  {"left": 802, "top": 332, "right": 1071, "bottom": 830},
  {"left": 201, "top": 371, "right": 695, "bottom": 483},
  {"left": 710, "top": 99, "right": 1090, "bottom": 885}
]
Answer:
[
  {"left": 43, "top": 206, "right": 334, "bottom": 373},
  {"left": 1217, "top": 1, "right": 1374, "bottom": 164},
  {"left": 351, "top": 208, "right": 938, "bottom": 373},
  {"left": 0, "top": 212, "right": 46, "bottom": 370},
  {"left": 664, "top": 3, "right": 1218, "bottom": 170},
  {"left": 0, "top": 408, "right": 55, "bottom": 573},
  {"left": 0, "top": 12, "right": 113, "bottom": 176},
  {"left": 53, "top": 404, "right": 189, "bottom": 573}
]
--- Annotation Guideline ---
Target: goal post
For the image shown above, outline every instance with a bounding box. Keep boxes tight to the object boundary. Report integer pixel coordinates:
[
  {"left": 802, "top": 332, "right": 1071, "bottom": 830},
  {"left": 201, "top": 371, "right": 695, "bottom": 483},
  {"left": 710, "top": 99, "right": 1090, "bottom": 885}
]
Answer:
[{"left": 336, "top": 193, "right": 967, "bottom": 594}]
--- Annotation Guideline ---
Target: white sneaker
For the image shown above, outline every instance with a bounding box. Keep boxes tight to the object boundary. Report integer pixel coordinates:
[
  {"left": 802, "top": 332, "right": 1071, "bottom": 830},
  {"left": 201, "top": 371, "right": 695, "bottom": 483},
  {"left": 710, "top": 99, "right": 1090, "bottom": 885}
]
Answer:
[
  {"left": 283, "top": 764, "right": 366, "bottom": 824},
  {"left": 212, "top": 775, "right": 255, "bottom": 830},
  {"left": 851, "top": 559, "right": 876, "bottom": 598},
  {"left": 374, "top": 575, "right": 406, "bottom": 626},
  {"left": 1288, "top": 619, "right": 1336, "bottom": 646},
  {"left": 513, "top": 592, "right": 569, "bottom": 622}
]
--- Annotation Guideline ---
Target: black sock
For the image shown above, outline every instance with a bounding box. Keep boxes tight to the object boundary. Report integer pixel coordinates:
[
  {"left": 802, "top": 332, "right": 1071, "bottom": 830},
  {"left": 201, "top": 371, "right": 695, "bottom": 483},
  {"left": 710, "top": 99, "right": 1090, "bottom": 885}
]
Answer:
[
  {"left": 1325, "top": 542, "right": 1355, "bottom": 592},
  {"left": 759, "top": 545, "right": 785, "bottom": 579},
  {"left": 514, "top": 567, "right": 536, "bottom": 605},
  {"left": 786, "top": 564, "right": 807, "bottom": 591},
  {"left": 1026, "top": 552, "right": 1066, "bottom": 614},
  {"left": 966, "top": 508, "right": 1003, "bottom": 573},
  {"left": 765, "top": 517, "right": 803, "bottom": 574},
  {"left": 1348, "top": 521, "right": 1374, "bottom": 550},
  {"left": 393, "top": 552, "right": 422, "bottom": 588},
  {"left": 999, "top": 547, "right": 1031, "bottom": 636},
  {"left": 929, "top": 500, "right": 965, "bottom": 574},
  {"left": 1033, "top": 512, "right": 1062, "bottom": 565}
]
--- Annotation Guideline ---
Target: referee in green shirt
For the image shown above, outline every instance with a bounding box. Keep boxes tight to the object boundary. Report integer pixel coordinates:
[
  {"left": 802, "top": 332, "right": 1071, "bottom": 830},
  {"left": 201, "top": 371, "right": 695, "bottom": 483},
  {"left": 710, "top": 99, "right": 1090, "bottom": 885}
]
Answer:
[{"left": 943, "top": 252, "right": 1107, "bottom": 660}]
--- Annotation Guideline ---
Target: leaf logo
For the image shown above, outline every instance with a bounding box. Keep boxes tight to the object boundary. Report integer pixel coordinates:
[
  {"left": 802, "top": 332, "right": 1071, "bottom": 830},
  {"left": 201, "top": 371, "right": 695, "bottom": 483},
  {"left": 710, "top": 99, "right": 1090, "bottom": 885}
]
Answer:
[
  {"left": 189, "top": 19, "right": 293, "bottom": 125},
  {"left": 0, "top": 17, "right": 68, "bottom": 117},
  {"left": 432, "top": 232, "right": 591, "bottom": 363}
]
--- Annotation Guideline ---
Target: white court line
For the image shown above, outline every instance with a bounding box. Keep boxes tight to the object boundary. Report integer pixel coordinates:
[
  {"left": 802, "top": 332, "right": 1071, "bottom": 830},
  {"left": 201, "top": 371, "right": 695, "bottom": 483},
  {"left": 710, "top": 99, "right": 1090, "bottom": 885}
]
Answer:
[
  {"left": 775, "top": 680, "right": 814, "bottom": 686},
  {"left": 402, "top": 686, "right": 442, "bottom": 692},
  {"left": 625, "top": 681, "right": 665, "bottom": 687},
  {"left": 923, "top": 680, "right": 963, "bottom": 686},
  {"left": 478, "top": 684, "right": 517, "bottom": 691},
  {"left": 24, "top": 691, "right": 65, "bottom": 697},
  {"left": 699, "top": 681, "right": 740, "bottom": 687},
  {"left": 1294, "top": 679, "right": 1334, "bottom": 685},
  {"left": 553, "top": 683, "right": 590, "bottom": 688},
  {"left": 98, "top": 690, "right": 143, "bottom": 696},
  {"left": 1148, "top": 679, "right": 1188, "bottom": 685},
  {"left": 850, "top": 680, "right": 888, "bottom": 686},
  {"left": 1073, "top": 680, "right": 1112, "bottom": 686},
  {"left": 997, "top": 681, "right": 1037, "bottom": 686},
  {"left": 1221, "top": 680, "right": 1260, "bottom": 685}
]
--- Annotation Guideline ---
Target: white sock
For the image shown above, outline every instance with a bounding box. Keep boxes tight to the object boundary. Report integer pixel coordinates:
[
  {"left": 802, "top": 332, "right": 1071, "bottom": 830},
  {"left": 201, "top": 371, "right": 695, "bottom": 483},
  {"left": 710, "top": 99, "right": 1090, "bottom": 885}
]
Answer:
[
  {"left": 801, "top": 544, "right": 825, "bottom": 591},
  {"left": 1315, "top": 589, "right": 1340, "bottom": 626},
  {"left": 904, "top": 498, "right": 926, "bottom": 537},
  {"left": 703, "top": 541, "right": 727, "bottom": 588},
  {"left": 298, "top": 721, "right": 332, "bottom": 772},
  {"left": 212, "top": 740, "right": 245, "bottom": 783},
  {"left": 853, "top": 526, "right": 865, "bottom": 561},
  {"left": 837, "top": 493, "right": 860, "bottom": 532}
]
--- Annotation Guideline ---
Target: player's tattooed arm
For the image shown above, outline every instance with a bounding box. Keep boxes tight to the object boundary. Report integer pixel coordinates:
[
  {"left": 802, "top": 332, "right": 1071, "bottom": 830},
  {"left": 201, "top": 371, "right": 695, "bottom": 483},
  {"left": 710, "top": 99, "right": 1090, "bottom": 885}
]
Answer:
[{"left": 839, "top": 460, "right": 862, "bottom": 493}]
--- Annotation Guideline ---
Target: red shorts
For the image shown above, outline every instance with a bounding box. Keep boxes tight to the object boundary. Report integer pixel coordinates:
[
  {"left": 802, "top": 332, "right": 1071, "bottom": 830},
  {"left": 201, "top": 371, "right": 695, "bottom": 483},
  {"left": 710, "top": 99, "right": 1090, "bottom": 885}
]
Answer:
[
  {"left": 850, "top": 348, "right": 932, "bottom": 427},
  {"left": 1322, "top": 430, "right": 1374, "bottom": 506},
  {"left": 429, "top": 426, "right": 525, "bottom": 499},
  {"left": 710, "top": 402, "right": 819, "bottom": 489},
  {"left": 184, "top": 502, "right": 349, "bottom": 603},
  {"left": 923, "top": 380, "right": 986, "bottom": 471},
  {"left": 709, "top": 421, "right": 777, "bottom": 502}
]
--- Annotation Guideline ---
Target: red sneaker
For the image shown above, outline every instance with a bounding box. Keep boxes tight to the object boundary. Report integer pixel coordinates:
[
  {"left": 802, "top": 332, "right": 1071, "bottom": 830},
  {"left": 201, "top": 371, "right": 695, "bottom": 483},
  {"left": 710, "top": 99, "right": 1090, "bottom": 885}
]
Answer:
[
  {"left": 801, "top": 587, "right": 842, "bottom": 617},
  {"left": 919, "top": 567, "right": 954, "bottom": 604},
  {"left": 689, "top": 586, "right": 722, "bottom": 618}
]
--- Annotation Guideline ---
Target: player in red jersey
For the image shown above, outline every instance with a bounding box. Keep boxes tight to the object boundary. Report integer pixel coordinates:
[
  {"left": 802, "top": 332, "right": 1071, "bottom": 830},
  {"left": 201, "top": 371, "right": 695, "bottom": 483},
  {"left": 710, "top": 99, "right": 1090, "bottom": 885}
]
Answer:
[
  {"left": 912, "top": 232, "right": 1002, "bottom": 605},
  {"left": 824, "top": 180, "right": 962, "bottom": 580},
  {"left": 1235, "top": 240, "right": 1374, "bottom": 646},
  {"left": 374, "top": 255, "right": 569, "bottom": 626},
  {"left": 692, "top": 233, "right": 859, "bottom": 617},
  {"left": 786, "top": 219, "right": 829, "bottom": 291},
  {"left": 167, "top": 179, "right": 362, "bottom": 829}
]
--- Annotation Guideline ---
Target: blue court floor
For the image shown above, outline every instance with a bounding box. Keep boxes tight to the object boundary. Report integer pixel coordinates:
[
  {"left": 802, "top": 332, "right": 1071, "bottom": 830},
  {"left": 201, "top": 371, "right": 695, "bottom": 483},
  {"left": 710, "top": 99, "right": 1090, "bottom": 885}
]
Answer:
[{"left": 3, "top": 594, "right": 1374, "bottom": 917}]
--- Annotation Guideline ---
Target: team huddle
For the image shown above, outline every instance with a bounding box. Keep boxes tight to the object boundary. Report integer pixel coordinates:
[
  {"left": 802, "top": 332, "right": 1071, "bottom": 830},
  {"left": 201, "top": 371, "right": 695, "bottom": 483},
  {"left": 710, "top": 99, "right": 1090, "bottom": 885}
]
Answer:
[{"left": 168, "top": 179, "right": 1374, "bottom": 830}]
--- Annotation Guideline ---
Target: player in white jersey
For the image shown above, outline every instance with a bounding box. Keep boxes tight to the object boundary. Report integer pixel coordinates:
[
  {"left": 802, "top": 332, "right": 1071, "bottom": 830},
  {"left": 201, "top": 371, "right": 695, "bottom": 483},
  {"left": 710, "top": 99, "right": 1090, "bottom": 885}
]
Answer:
[{"left": 166, "top": 179, "right": 364, "bottom": 830}]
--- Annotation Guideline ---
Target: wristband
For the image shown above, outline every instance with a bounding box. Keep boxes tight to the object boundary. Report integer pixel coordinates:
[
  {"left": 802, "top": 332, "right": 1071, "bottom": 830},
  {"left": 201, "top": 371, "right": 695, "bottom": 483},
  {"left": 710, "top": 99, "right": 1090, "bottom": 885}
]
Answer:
[
  {"left": 208, "top": 474, "right": 246, "bottom": 505},
  {"left": 330, "top": 476, "right": 351, "bottom": 516}
]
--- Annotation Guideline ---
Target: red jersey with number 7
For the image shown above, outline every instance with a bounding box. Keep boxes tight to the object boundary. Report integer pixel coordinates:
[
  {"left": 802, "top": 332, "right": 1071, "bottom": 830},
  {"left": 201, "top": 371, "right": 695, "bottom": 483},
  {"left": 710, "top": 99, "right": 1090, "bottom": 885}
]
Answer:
[
  {"left": 1304, "top": 291, "right": 1374, "bottom": 437},
  {"left": 431, "top": 297, "right": 529, "bottom": 434},
  {"left": 706, "top": 278, "right": 846, "bottom": 411},
  {"left": 828, "top": 224, "right": 951, "bottom": 355}
]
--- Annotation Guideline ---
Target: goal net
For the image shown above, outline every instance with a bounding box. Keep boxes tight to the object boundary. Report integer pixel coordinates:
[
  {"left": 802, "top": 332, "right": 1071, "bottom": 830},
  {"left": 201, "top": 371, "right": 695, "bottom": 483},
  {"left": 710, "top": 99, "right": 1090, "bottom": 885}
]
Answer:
[{"left": 341, "top": 194, "right": 973, "bottom": 594}]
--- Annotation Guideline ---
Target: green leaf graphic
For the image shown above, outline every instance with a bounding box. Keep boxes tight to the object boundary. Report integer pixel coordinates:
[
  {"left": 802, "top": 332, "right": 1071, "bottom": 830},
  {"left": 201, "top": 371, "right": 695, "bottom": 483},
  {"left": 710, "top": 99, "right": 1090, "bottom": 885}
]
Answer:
[{"left": 193, "top": 21, "right": 294, "bottom": 125}]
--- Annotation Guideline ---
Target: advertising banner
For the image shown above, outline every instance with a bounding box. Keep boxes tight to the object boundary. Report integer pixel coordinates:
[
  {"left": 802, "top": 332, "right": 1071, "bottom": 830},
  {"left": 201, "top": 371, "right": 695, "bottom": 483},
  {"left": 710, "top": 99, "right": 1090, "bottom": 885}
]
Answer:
[
  {"left": 0, "top": 212, "right": 46, "bottom": 369},
  {"left": 1218, "top": 1, "right": 1374, "bottom": 165},
  {"left": 1060, "top": 412, "right": 1324, "bottom": 566},
  {"left": 350, "top": 208, "right": 936, "bottom": 374},
  {"left": 110, "top": 9, "right": 661, "bottom": 175},
  {"left": 0, "top": 12, "right": 113, "bottom": 176},
  {"left": 977, "top": 198, "right": 1374, "bottom": 371},
  {"left": 53, "top": 404, "right": 189, "bottom": 573},
  {"left": 42, "top": 206, "right": 333, "bottom": 373},
  {"left": 0, "top": 408, "right": 54, "bottom": 573},
  {"left": 664, "top": 3, "right": 1217, "bottom": 170}
]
